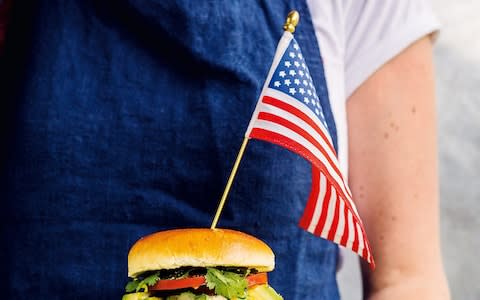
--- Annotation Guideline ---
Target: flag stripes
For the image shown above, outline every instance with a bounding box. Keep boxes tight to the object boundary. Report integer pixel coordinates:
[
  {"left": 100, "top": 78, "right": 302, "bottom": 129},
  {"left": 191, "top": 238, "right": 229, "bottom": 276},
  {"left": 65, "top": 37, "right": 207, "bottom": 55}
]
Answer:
[
  {"left": 262, "top": 95, "right": 334, "bottom": 152},
  {"left": 255, "top": 92, "right": 355, "bottom": 212},
  {"left": 249, "top": 93, "right": 374, "bottom": 265}
]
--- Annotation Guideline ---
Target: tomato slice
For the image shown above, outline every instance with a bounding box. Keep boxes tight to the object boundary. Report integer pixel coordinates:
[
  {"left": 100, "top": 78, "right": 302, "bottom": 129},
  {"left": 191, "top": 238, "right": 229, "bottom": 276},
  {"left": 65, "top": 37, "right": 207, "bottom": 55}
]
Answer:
[
  {"left": 246, "top": 273, "right": 268, "bottom": 287},
  {"left": 149, "top": 272, "right": 268, "bottom": 291},
  {"left": 149, "top": 276, "right": 206, "bottom": 290}
]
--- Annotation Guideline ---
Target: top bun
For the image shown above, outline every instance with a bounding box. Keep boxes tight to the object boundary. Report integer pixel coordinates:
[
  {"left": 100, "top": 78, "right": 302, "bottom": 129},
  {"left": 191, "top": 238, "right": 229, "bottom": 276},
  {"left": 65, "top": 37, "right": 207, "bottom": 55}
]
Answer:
[{"left": 128, "top": 228, "right": 275, "bottom": 277}]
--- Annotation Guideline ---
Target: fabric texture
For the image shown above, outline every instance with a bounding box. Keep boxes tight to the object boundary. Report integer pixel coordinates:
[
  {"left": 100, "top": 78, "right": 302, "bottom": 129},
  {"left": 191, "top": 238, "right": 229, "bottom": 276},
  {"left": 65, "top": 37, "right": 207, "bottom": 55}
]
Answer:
[
  {"left": 0, "top": 1, "right": 339, "bottom": 299},
  {"left": 343, "top": 0, "right": 441, "bottom": 97}
]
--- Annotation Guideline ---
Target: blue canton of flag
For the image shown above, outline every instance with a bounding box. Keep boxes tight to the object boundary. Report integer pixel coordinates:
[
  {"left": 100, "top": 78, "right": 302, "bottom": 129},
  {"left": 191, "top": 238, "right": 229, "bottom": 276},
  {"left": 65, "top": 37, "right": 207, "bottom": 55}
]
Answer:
[{"left": 268, "top": 39, "right": 327, "bottom": 128}]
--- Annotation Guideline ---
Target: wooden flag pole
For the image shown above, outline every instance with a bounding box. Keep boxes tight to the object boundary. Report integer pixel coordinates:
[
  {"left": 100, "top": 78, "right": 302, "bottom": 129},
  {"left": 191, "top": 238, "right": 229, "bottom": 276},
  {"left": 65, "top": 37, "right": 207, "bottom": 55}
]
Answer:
[
  {"left": 210, "top": 10, "right": 299, "bottom": 229},
  {"left": 210, "top": 137, "right": 249, "bottom": 229}
]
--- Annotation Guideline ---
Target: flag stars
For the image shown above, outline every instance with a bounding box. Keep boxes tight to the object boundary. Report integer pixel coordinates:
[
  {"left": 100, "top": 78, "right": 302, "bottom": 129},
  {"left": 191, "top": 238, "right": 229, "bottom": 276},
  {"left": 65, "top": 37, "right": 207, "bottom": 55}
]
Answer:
[{"left": 269, "top": 41, "right": 328, "bottom": 123}]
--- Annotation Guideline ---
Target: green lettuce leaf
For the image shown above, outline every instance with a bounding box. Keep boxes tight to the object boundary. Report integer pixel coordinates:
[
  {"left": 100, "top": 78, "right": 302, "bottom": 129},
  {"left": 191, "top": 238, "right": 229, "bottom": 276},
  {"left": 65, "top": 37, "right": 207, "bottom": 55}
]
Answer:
[
  {"left": 125, "top": 272, "right": 161, "bottom": 293},
  {"left": 125, "top": 280, "right": 140, "bottom": 293},
  {"left": 205, "top": 268, "right": 247, "bottom": 299}
]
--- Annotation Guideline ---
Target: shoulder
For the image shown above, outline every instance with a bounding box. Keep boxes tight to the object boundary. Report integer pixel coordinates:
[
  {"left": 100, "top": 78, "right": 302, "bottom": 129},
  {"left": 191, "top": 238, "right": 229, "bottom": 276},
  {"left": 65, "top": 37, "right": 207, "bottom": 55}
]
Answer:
[{"left": 306, "top": 0, "right": 440, "bottom": 97}]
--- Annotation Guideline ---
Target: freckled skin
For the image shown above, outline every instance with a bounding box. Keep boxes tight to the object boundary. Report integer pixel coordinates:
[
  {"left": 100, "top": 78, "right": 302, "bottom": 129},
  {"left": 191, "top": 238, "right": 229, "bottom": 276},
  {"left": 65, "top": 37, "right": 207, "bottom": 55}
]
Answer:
[{"left": 347, "top": 37, "right": 450, "bottom": 299}]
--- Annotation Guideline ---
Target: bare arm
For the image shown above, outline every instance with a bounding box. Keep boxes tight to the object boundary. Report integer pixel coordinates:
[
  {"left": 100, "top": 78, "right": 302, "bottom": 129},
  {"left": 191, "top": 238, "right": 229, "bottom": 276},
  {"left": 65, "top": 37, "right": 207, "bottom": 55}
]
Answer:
[{"left": 347, "top": 37, "right": 450, "bottom": 299}]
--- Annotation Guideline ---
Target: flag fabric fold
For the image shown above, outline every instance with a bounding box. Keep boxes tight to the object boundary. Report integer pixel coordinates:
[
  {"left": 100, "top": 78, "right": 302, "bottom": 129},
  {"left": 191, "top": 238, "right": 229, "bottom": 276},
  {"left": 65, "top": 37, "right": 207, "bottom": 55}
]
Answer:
[{"left": 245, "top": 31, "right": 375, "bottom": 268}]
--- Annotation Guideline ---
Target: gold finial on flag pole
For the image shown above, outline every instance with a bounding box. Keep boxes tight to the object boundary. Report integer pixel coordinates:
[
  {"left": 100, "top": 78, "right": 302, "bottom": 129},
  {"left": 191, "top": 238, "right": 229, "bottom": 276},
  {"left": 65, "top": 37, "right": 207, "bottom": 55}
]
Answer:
[
  {"left": 210, "top": 137, "right": 249, "bottom": 229},
  {"left": 283, "top": 10, "right": 300, "bottom": 33}
]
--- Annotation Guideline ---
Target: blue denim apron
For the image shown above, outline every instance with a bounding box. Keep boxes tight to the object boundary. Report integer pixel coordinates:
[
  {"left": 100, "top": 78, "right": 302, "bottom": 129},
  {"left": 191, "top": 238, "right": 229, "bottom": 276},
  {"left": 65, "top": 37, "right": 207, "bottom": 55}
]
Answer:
[{"left": 0, "top": 1, "right": 339, "bottom": 299}]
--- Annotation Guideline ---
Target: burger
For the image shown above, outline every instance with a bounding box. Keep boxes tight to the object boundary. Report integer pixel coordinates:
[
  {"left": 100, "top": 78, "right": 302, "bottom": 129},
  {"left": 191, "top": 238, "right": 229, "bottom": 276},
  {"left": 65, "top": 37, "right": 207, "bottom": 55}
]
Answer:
[{"left": 122, "top": 228, "right": 283, "bottom": 300}]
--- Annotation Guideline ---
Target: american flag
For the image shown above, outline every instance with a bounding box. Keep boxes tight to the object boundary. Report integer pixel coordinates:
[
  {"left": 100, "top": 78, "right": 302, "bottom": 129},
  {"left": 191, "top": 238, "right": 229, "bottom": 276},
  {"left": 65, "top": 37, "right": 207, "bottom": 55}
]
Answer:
[{"left": 245, "top": 31, "right": 375, "bottom": 268}]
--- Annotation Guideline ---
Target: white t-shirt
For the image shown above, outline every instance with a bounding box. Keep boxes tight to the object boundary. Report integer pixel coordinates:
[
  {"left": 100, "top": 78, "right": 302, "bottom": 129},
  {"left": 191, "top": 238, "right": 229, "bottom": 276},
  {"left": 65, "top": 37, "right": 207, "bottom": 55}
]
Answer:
[{"left": 305, "top": 0, "right": 440, "bottom": 297}]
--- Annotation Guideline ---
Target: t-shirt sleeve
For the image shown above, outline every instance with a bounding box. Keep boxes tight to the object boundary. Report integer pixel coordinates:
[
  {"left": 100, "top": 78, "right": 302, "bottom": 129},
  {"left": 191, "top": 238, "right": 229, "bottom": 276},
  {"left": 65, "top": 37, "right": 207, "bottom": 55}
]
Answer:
[{"left": 344, "top": 0, "right": 440, "bottom": 97}]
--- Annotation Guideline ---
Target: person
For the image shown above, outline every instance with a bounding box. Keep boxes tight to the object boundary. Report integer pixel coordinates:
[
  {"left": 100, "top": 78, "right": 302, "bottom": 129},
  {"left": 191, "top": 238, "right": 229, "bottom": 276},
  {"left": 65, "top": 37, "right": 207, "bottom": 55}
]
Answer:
[{"left": 0, "top": 0, "right": 450, "bottom": 299}]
